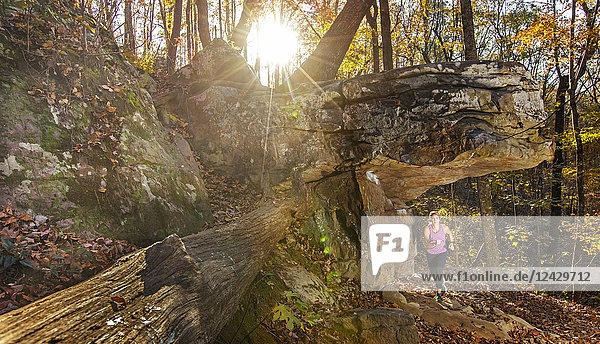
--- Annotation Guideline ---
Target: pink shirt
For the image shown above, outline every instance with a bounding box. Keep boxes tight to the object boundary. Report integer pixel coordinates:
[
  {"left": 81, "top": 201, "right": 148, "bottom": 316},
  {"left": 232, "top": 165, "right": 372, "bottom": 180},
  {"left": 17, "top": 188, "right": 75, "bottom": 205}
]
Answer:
[{"left": 426, "top": 224, "right": 447, "bottom": 254}]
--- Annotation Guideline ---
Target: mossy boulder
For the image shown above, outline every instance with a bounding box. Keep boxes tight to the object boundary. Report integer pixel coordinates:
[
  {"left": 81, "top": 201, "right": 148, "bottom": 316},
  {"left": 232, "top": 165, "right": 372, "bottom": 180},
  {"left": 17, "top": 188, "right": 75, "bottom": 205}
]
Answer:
[{"left": 0, "top": 35, "right": 212, "bottom": 245}]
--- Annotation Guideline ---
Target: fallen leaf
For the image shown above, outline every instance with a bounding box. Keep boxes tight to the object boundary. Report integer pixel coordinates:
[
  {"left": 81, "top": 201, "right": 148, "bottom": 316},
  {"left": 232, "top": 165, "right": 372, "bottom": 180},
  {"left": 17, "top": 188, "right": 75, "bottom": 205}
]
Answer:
[
  {"left": 110, "top": 296, "right": 126, "bottom": 311},
  {"left": 22, "top": 295, "right": 36, "bottom": 302},
  {"left": 17, "top": 213, "right": 34, "bottom": 222}
]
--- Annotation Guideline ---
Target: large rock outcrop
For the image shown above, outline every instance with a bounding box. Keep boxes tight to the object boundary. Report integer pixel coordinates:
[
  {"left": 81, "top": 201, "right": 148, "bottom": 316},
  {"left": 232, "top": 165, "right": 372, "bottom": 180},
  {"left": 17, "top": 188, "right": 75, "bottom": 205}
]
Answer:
[
  {"left": 172, "top": 56, "right": 552, "bottom": 209},
  {"left": 0, "top": 38, "right": 212, "bottom": 245}
]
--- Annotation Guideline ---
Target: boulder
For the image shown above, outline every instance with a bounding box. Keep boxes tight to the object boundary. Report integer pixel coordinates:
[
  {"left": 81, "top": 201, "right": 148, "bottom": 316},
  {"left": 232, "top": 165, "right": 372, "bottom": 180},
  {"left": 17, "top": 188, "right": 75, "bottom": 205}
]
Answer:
[
  {"left": 316, "top": 308, "right": 419, "bottom": 344},
  {"left": 174, "top": 38, "right": 258, "bottom": 85},
  {"left": 0, "top": 53, "right": 212, "bottom": 245},
  {"left": 382, "top": 291, "right": 408, "bottom": 305}
]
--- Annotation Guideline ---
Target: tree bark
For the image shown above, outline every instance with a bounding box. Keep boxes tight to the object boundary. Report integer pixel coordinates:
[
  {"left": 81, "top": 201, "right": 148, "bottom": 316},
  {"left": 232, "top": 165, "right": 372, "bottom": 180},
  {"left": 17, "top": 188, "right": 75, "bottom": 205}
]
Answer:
[
  {"left": 570, "top": 88, "right": 585, "bottom": 216},
  {"left": 186, "top": 0, "right": 192, "bottom": 61},
  {"left": 289, "top": 0, "right": 375, "bottom": 84},
  {"left": 167, "top": 0, "right": 184, "bottom": 74},
  {"left": 124, "top": 0, "right": 135, "bottom": 55},
  {"left": 230, "top": 0, "right": 260, "bottom": 49},
  {"left": 551, "top": 75, "right": 569, "bottom": 216},
  {"left": 379, "top": 0, "right": 393, "bottom": 70},
  {"left": 365, "top": 3, "right": 380, "bottom": 73},
  {"left": 195, "top": 0, "right": 211, "bottom": 48},
  {"left": 0, "top": 199, "right": 300, "bottom": 344},
  {"left": 460, "top": 0, "right": 477, "bottom": 60},
  {"left": 218, "top": 0, "right": 223, "bottom": 38},
  {"left": 477, "top": 176, "right": 500, "bottom": 267}
]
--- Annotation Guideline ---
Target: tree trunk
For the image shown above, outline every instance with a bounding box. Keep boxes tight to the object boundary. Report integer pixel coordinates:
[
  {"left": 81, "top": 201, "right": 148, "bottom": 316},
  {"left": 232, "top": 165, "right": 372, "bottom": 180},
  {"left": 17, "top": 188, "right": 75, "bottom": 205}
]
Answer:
[
  {"left": 143, "top": 0, "right": 156, "bottom": 55},
  {"left": 379, "top": 0, "right": 393, "bottom": 70},
  {"left": 365, "top": 3, "right": 379, "bottom": 73},
  {"left": 289, "top": 0, "right": 375, "bottom": 84},
  {"left": 569, "top": 0, "right": 588, "bottom": 216},
  {"left": 195, "top": 0, "right": 211, "bottom": 48},
  {"left": 551, "top": 75, "right": 569, "bottom": 216},
  {"left": 218, "top": 0, "right": 223, "bottom": 38},
  {"left": 124, "top": 0, "right": 135, "bottom": 55},
  {"left": 225, "top": 0, "right": 230, "bottom": 38},
  {"left": 186, "top": 0, "right": 192, "bottom": 61},
  {"left": 167, "top": 0, "right": 184, "bottom": 74},
  {"left": 477, "top": 175, "right": 500, "bottom": 267},
  {"left": 459, "top": 0, "right": 477, "bottom": 60},
  {"left": 570, "top": 89, "right": 585, "bottom": 215},
  {"left": 254, "top": 21, "right": 261, "bottom": 82},
  {"left": 230, "top": 0, "right": 260, "bottom": 49},
  {"left": 0, "top": 199, "right": 300, "bottom": 344}
]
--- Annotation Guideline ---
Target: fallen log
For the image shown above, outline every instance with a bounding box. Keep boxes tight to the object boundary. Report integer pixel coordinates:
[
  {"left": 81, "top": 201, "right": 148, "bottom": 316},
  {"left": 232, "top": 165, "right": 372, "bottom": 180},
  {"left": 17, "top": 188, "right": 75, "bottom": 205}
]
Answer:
[{"left": 0, "top": 197, "right": 299, "bottom": 344}]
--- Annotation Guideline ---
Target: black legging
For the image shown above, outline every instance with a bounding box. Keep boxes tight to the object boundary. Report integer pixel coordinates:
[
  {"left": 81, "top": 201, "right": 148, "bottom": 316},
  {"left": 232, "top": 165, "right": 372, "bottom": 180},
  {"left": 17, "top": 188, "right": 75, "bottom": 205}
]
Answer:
[{"left": 426, "top": 251, "right": 448, "bottom": 290}]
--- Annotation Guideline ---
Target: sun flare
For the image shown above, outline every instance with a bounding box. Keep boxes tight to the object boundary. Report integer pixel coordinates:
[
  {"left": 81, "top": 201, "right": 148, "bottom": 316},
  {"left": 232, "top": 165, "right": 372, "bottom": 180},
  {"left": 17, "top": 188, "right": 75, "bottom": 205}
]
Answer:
[{"left": 250, "top": 17, "right": 298, "bottom": 66}]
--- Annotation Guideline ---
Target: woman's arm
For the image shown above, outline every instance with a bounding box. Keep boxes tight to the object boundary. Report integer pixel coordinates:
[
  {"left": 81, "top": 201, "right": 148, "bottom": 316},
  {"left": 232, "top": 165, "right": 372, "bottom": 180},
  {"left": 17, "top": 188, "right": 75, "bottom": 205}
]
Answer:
[{"left": 444, "top": 225, "right": 455, "bottom": 250}]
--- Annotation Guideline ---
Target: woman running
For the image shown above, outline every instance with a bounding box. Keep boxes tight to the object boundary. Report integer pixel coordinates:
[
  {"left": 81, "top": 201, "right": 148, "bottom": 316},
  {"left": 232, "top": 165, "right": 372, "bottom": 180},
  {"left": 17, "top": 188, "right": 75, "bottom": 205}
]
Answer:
[{"left": 423, "top": 211, "right": 454, "bottom": 302}]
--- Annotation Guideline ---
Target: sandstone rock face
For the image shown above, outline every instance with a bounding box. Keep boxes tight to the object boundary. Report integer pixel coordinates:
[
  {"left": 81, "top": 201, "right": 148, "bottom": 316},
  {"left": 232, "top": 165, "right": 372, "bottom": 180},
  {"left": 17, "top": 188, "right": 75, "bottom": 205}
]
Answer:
[
  {"left": 316, "top": 308, "right": 419, "bottom": 344},
  {"left": 176, "top": 45, "right": 552, "bottom": 208},
  {"left": 382, "top": 291, "right": 408, "bottom": 305},
  {"left": 0, "top": 57, "right": 212, "bottom": 245},
  {"left": 174, "top": 38, "right": 258, "bottom": 85}
]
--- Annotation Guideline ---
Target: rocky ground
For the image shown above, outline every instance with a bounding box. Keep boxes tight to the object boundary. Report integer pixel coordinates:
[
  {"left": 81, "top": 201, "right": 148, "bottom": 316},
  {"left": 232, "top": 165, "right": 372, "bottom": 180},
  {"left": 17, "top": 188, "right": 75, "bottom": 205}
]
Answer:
[{"left": 258, "top": 282, "right": 600, "bottom": 343}]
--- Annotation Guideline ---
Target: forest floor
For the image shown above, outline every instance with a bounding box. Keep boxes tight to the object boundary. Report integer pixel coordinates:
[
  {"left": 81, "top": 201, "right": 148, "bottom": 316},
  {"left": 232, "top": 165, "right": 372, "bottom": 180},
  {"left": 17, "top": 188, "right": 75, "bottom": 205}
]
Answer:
[
  {"left": 265, "top": 274, "right": 599, "bottom": 343},
  {"left": 415, "top": 291, "right": 600, "bottom": 343},
  {"left": 197, "top": 162, "right": 262, "bottom": 230}
]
